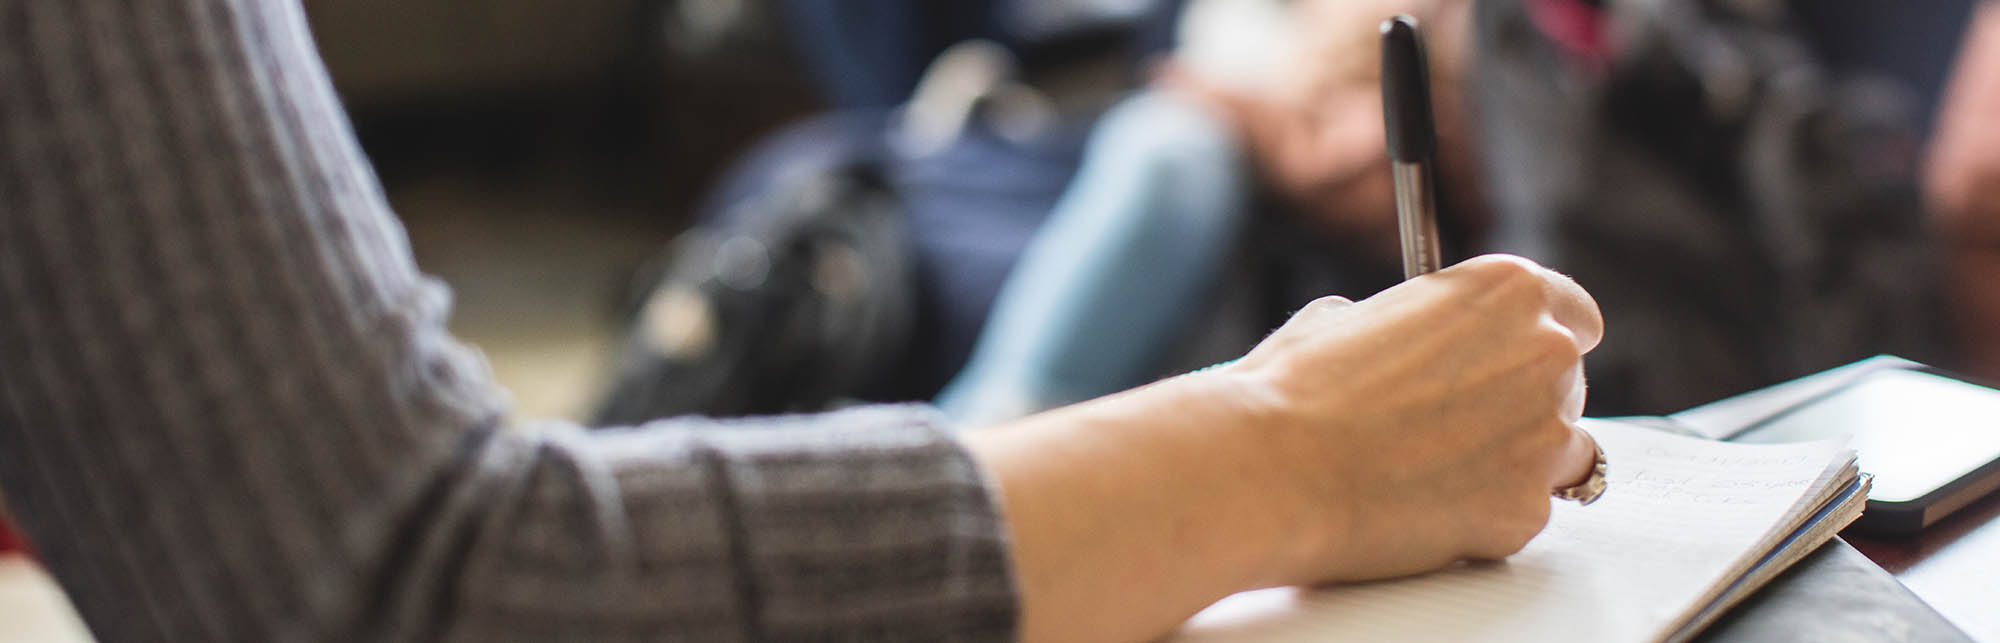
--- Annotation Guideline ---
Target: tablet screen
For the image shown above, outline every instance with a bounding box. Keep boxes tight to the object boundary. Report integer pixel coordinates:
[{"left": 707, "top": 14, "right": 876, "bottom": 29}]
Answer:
[{"left": 1731, "top": 369, "right": 2000, "bottom": 503}]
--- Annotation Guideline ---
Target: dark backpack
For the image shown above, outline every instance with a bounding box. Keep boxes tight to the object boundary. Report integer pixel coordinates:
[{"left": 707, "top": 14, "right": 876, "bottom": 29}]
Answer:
[
  {"left": 592, "top": 163, "right": 917, "bottom": 423},
  {"left": 1471, "top": 0, "right": 1947, "bottom": 414}
]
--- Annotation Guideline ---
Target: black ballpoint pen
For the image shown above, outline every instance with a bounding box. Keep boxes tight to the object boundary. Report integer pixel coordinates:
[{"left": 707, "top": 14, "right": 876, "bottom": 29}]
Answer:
[{"left": 1380, "top": 15, "right": 1444, "bottom": 279}]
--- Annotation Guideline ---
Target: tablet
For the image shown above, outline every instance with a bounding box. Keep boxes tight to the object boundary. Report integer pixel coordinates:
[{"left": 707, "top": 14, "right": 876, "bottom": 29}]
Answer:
[{"left": 1729, "top": 367, "right": 2000, "bottom": 535}]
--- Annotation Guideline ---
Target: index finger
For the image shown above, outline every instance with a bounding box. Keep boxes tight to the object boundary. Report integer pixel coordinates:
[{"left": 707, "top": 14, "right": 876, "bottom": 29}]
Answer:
[
  {"left": 1537, "top": 266, "right": 1602, "bottom": 354},
  {"left": 1445, "top": 254, "right": 1604, "bottom": 353}
]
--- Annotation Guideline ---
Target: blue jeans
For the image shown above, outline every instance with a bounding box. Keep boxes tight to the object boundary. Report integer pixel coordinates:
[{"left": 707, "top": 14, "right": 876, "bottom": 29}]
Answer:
[{"left": 936, "top": 91, "right": 1251, "bottom": 424}]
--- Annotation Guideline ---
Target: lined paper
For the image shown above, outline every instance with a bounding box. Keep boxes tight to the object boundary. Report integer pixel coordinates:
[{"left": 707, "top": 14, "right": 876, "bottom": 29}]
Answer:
[{"left": 1172, "top": 420, "right": 1853, "bottom": 643}]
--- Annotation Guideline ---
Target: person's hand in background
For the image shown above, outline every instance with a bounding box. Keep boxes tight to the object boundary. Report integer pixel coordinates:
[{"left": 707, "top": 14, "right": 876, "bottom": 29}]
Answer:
[
  {"left": 970, "top": 254, "right": 1602, "bottom": 642},
  {"left": 1927, "top": 0, "right": 2000, "bottom": 383},
  {"left": 1163, "top": 0, "right": 1482, "bottom": 269}
]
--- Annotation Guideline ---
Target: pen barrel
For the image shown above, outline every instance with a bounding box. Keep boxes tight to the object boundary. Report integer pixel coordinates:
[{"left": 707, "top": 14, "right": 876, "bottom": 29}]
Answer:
[{"left": 1393, "top": 160, "right": 1443, "bottom": 278}]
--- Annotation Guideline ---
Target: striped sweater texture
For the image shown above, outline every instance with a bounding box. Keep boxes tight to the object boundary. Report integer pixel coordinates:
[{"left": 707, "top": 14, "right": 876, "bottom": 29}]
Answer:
[{"left": 0, "top": 1, "right": 1018, "bottom": 640}]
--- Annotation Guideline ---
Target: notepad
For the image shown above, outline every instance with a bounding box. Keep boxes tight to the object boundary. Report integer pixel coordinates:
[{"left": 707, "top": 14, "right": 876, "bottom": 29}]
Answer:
[{"left": 1171, "top": 419, "right": 1867, "bottom": 643}]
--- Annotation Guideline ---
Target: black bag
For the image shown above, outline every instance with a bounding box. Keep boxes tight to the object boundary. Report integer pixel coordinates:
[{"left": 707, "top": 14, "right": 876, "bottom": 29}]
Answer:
[
  {"left": 591, "top": 164, "right": 916, "bottom": 424},
  {"left": 1471, "top": 0, "right": 1947, "bottom": 414}
]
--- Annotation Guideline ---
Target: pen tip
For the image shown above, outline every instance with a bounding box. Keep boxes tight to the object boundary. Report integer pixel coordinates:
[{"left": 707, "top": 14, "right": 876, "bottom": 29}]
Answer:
[{"left": 1381, "top": 14, "right": 1419, "bottom": 38}]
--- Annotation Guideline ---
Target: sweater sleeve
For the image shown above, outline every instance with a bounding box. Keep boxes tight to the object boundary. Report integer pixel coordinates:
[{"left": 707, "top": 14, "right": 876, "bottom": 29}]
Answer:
[{"left": 0, "top": 1, "right": 1018, "bottom": 641}]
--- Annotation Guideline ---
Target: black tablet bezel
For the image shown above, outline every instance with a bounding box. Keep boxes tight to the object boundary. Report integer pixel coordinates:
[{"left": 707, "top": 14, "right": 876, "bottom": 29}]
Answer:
[{"left": 1726, "top": 364, "right": 2000, "bottom": 536}]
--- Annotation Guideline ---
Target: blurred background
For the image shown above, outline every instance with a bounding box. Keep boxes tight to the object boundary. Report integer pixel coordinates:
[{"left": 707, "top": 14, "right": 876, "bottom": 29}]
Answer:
[
  {"left": 307, "top": 0, "right": 1187, "bottom": 420},
  {"left": 306, "top": 0, "right": 820, "bottom": 418},
  {"left": 8, "top": 0, "right": 2000, "bottom": 640},
  {"left": 304, "top": 0, "right": 1995, "bottom": 420},
  {"left": 298, "top": 0, "right": 1992, "bottom": 421}
]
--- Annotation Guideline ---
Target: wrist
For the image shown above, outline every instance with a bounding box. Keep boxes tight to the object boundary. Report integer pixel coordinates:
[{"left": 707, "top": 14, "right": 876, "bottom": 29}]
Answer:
[
  {"left": 965, "top": 371, "right": 1325, "bottom": 640},
  {"left": 1179, "top": 367, "right": 1352, "bottom": 589},
  {"left": 1083, "top": 369, "right": 1337, "bottom": 593}
]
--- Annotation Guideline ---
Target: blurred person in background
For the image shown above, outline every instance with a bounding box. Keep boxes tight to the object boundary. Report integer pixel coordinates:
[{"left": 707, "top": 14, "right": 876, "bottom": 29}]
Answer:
[
  {"left": 590, "top": 0, "right": 1193, "bottom": 425},
  {"left": 945, "top": 0, "right": 1979, "bottom": 423},
  {"left": 939, "top": 0, "right": 1480, "bottom": 424},
  {"left": 1927, "top": 0, "right": 2000, "bottom": 384},
  {"left": 1468, "top": 0, "right": 1954, "bottom": 411}
]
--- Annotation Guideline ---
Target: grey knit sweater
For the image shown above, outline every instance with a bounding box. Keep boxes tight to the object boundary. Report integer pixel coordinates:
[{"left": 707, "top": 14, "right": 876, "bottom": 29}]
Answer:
[{"left": 0, "top": 1, "right": 1018, "bottom": 640}]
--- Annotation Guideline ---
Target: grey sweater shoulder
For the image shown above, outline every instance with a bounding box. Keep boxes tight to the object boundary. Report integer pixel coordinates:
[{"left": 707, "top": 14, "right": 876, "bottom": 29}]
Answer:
[{"left": 0, "top": 1, "right": 1018, "bottom": 640}]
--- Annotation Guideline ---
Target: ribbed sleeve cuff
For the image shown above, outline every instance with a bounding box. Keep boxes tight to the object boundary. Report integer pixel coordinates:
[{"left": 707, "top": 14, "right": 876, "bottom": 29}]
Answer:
[{"left": 697, "top": 405, "right": 1019, "bottom": 640}]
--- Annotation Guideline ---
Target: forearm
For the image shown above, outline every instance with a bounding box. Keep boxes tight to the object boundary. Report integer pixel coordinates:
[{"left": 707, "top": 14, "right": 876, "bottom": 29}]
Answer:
[
  {"left": 441, "top": 410, "right": 1017, "bottom": 641},
  {"left": 967, "top": 373, "right": 1308, "bottom": 642}
]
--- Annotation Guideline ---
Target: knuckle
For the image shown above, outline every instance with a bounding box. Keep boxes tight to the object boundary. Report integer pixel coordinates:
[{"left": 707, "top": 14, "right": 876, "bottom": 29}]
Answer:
[
  {"left": 1526, "top": 322, "right": 1582, "bottom": 366},
  {"left": 1301, "top": 294, "right": 1356, "bottom": 316},
  {"left": 1463, "top": 260, "right": 1561, "bottom": 324},
  {"left": 1460, "top": 254, "right": 1545, "bottom": 290}
]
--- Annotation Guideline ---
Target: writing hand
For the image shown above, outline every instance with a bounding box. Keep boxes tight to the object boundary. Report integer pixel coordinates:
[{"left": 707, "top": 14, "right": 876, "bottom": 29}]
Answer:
[
  {"left": 969, "top": 254, "right": 1602, "bottom": 641},
  {"left": 1219, "top": 254, "right": 1602, "bottom": 583}
]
